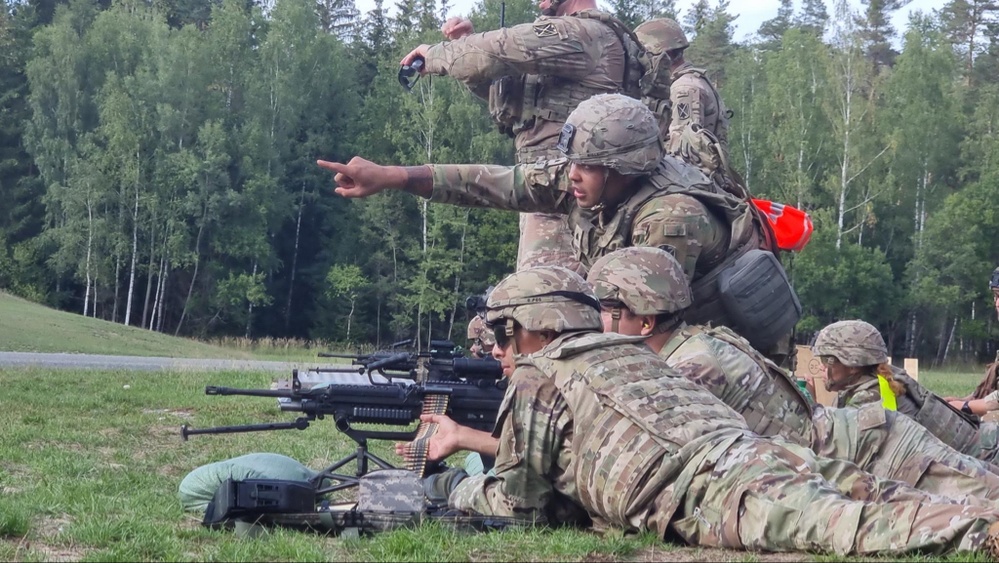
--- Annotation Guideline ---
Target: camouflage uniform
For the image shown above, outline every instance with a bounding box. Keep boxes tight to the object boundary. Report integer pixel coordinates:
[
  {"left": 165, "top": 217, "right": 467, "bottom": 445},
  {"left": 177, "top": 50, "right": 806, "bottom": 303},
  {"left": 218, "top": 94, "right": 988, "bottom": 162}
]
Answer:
[
  {"left": 442, "top": 266, "right": 999, "bottom": 555},
  {"left": 586, "top": 246, "right": 999, "bottom": 502},
  {"left": 631, "top": 18, "right": 730, "bottom": 160},
  {"left": 815, "top": 320, "right": 999, "bottom": 466},
  {"left": 422, "top": 9, "right": 640, "bottom": 274},
  {"left": 427, "top": 94, "right": 792, "bottom": 366}
]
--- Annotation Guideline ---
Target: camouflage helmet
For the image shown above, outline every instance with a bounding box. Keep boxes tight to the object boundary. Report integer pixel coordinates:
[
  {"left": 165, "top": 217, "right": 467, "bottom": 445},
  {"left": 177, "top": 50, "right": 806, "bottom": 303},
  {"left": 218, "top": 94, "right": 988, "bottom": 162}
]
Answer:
[
  {"left": 634, "top": 18, "right": 689, "bottom": 55},
  {"left": 558, "top": 94, "right": 662, "bottom": 176},
  {"left": 812, "top": 320, "right": 889, "bottom": 367},
  {"left": 990, "top": 266, "right": 999, "bottom": 291},
  {"left": 586, "top": 247, "right": 692, "bottom": 315},
  {"left": 466, "top": 315, "right": 495, "bottom": 346},
  {"left": 485, "top": 266, "right": 602, "bottom": 333}
]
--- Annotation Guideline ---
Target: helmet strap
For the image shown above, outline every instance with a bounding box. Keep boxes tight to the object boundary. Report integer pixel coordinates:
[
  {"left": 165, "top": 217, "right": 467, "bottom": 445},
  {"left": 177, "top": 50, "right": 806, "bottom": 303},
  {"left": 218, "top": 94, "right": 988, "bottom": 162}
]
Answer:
[
  {"left": 610, "top": 307, "right": 621, "bottom": 333},
  {"left": 505, "top": 318, "right": 519, "bottom": 356},
  {"left": 581, "top": 168, "right": 611, "bottom": 213}
]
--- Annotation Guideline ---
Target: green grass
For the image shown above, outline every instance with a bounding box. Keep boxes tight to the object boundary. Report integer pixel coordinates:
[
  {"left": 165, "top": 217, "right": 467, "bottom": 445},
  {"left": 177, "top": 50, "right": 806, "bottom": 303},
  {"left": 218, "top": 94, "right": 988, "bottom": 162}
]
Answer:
[
  {"left": 0, "top": 291, "right": 358, "bottom": 361},
  {"left": 0, "top": 291, "right": 253, "bottom": 358},
  {"left": 0, "top": 367, "right": 995, "bottom": 562},
  {"left": 2, "top": 290, "right": 997, "bottom": 561}
]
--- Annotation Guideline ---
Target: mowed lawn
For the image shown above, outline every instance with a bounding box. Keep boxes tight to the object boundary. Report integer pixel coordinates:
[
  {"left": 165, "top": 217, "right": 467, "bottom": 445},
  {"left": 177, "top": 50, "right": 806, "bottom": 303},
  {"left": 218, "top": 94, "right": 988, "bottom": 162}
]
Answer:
[
  {"left": 0, "top": 367, "right": 994, "bottom": 562},
  {"left": 0, "top": 292, "right": 996, "bottom": 561}
]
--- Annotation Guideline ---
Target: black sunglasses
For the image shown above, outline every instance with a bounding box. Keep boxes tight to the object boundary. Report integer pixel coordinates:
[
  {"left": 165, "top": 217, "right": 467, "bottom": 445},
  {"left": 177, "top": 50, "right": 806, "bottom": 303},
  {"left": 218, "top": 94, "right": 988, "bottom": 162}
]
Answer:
[{"left": 491, "top": 321, "right": 514, "bottom": 349}]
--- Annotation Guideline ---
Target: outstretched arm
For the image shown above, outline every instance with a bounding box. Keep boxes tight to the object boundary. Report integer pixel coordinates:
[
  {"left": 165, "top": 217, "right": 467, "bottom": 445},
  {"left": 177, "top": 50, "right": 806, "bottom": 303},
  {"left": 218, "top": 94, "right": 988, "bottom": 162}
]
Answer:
[
  {"left": 948, "top": 392, "right": 999, "bottom": 416},
  {"left": 411, "top": 19, "right": 604, "bottom": 84},
  {"left": 319, "top": 157, "right": 572, "bottom": 215},
  {"left": 317, "top": 157, "right": 433, "bottom": 199}
]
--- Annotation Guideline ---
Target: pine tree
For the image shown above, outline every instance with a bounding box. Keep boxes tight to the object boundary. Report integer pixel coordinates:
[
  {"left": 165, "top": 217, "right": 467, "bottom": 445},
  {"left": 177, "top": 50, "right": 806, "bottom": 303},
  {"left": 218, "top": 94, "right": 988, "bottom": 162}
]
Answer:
[
  {"left": 798, "top": 0, "right": 829, "bottom": 36},
  {"left": 856, "top": 0, "right": 910, "bottom": 69},
  {"left": 608, "top": 0, "right": 677, "bottom": 30},
  {"left": 317, "top": 0, "right": 360, "bottom": 41},
  {"left": 684, "top": 0, "right": 736, "bottom": 85},
  {"left": 757, "top": 0, "right": 793, "bottom": 49},
  {"left": 940, "top": 0, "right": 999, "bottom": 86}
]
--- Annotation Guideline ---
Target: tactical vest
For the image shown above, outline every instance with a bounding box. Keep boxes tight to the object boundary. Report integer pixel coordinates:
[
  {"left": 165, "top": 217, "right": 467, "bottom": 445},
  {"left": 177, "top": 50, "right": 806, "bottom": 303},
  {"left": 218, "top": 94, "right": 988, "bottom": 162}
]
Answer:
[
  {"left": 566, "top": 157, "right": 711, "bottom": 269},
  {"left": 568, "top": 159, "right": 757, "bottom": 304},
  {"left": 660, "top": 324, "right": 813, "bottom": 448},
  {"left": 521, "top": 332, "right": 746, "bottom": 529},
  {"left": 488, "top": 10, "right": 644, "bottom": 138}
]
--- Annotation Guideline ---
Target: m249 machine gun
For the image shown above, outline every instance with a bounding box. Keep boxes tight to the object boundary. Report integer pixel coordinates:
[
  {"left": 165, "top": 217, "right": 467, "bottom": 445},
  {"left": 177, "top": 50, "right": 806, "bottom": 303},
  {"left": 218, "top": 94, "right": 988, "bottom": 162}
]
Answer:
[{"left": 180, "top": 343, "right": 509, "bottom": 535}]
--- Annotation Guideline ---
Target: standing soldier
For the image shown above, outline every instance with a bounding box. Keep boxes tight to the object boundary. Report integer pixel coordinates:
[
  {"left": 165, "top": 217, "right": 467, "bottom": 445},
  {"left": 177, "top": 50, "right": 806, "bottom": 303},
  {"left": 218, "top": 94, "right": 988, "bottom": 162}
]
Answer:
[
  {"left": 423, "top": 265, "right": 999, "bottom": 557},
  {"left": 318, "top": 94, "right": 798, "bottom": 368},
  {"left": 400, "top": 0, "right": 645, "bottom": 275},
  {"left": 633, "top": 18, "right": 729, "bottom": 161}
]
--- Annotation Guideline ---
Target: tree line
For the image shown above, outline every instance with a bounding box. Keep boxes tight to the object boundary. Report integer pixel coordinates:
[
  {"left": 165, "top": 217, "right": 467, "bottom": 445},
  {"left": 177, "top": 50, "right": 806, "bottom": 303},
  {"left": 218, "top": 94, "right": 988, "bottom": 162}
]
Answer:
[{"left": 1, "top": 0, "right": 998, "bottom": 366}]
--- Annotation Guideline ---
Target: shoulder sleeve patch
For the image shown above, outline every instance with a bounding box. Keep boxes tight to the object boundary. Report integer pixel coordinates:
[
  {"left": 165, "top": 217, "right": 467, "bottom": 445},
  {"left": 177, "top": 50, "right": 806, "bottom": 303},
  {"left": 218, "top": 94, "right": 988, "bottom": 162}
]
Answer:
[{"left": 533, "top": 18, "right": 568, "bottom": 39}]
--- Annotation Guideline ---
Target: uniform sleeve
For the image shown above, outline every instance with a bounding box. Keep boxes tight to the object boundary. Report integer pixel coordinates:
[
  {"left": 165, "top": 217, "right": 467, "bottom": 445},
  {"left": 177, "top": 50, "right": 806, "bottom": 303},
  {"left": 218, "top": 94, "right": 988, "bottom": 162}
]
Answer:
[
  {"left": 629, "top": 194, "right": 729, "bottom": 282},
  {"left": 428, "top": 161, "right": 573, "bottom": 214},
  {"left": 448, "top": 366, "right": 572, "bottom": 519},
  {"left": 666, "top": 79, "right": 713, "bottom": 153},
  {"left": 423, "top": 18, "right": 603, "bottom": 83},
  {"left": 983, "top": 390, "right": 999, "bottom": 411}
]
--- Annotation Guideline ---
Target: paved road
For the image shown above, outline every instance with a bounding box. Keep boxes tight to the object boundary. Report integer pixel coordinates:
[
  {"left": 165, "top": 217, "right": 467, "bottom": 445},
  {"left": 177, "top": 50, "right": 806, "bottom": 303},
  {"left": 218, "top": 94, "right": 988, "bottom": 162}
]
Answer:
[{"left": 0, "top": 351, "right": 340, "bottom": 373}]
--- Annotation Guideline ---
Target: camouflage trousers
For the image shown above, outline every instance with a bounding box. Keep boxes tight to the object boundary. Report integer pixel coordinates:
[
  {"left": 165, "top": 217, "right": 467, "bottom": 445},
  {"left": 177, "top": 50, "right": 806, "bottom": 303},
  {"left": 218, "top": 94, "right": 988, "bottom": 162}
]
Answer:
[
  {"left": 516, "top": 213, "right": 585, "bottom": 276},
  {"left": 811, "top": 403, "right": 999, "bottom": 505},
  {"left": 672, "top": 437, "right": 999, "bottom": 555}
]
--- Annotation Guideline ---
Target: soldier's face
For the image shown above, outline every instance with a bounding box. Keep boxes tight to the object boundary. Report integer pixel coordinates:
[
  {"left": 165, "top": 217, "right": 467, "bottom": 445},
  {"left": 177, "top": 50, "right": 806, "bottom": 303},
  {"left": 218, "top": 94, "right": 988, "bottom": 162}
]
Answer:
[
  {"left": 569, "top": 163, "right": 633, "bottom": 209},
  {"left": 491, "top": 324, "right": 546, "bottom": 376},
  {"left": 820, "top": 355, "right": 860, "bottom": 392},
  {"left": 470, "top": 339, "right": 493, "bottom": 358}
]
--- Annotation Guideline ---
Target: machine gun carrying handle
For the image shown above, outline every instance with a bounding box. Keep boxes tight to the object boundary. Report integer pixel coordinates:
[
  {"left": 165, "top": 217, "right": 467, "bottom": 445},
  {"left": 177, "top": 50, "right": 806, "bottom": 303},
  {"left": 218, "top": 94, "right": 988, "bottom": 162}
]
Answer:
[{"left": 366, "top": 352, "right": 412, "bottom": 372}]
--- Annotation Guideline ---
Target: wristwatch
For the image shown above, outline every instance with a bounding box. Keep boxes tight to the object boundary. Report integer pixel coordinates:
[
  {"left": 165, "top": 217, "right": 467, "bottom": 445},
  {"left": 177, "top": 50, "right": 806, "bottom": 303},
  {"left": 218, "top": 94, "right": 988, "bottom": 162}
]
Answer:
[{"left": 961, "top": 401, "right": 974, "bottom": 415}]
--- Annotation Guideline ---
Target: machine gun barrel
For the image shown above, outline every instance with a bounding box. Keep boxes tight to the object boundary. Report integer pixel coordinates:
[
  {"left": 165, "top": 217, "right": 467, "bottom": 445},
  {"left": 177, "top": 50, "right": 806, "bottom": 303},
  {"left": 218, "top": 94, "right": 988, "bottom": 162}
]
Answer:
[{"left": 206, "top": 385, "right": 296, "bottom": 398}]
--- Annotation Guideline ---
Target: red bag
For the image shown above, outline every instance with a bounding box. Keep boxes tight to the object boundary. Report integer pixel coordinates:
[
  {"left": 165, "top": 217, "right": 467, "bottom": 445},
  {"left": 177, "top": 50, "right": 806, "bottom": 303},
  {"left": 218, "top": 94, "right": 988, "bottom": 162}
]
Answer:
[{"left": 752, "top": 199, "right": 813, "bottom": 252}]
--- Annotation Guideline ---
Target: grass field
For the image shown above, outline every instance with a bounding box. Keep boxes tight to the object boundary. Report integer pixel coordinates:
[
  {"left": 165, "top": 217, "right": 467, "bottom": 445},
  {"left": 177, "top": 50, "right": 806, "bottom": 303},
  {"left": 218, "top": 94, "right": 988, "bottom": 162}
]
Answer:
[
  {"left": 1, "top": 291, "right": 997, "bottom": 561},
  {"left": 0, "top": 291, "right": 348, "bottom": 361}
]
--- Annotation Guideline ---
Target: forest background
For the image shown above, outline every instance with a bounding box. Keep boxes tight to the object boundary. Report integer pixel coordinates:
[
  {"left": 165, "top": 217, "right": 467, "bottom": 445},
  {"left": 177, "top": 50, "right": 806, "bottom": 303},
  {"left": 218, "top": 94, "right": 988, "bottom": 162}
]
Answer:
[{"left": 1, "top": 0, "right": 997, "bottom": 367}]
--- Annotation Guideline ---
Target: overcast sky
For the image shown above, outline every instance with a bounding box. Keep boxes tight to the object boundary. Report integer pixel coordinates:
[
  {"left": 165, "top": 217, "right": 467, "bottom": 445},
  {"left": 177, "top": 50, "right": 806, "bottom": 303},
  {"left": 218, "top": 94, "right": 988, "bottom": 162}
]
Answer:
[{"left": 353, "top": 0, "right": 946, "bottom": 43}]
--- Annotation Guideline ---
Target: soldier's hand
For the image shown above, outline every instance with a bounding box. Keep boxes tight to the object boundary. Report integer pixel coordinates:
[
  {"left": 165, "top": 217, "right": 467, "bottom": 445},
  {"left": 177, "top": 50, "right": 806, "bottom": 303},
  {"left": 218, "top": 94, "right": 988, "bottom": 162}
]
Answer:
[
  {"left": 401, "top": 45, "right": 431, "bottom": 70},
  {"left": 441, "top": 17, "right": 473, "bottom": 40},
  {"left": 317, "top": 157, "right": 404, "bottom": 199},
  {"left": 395, "top": 414, "right": 463, "bottom": 462}
]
